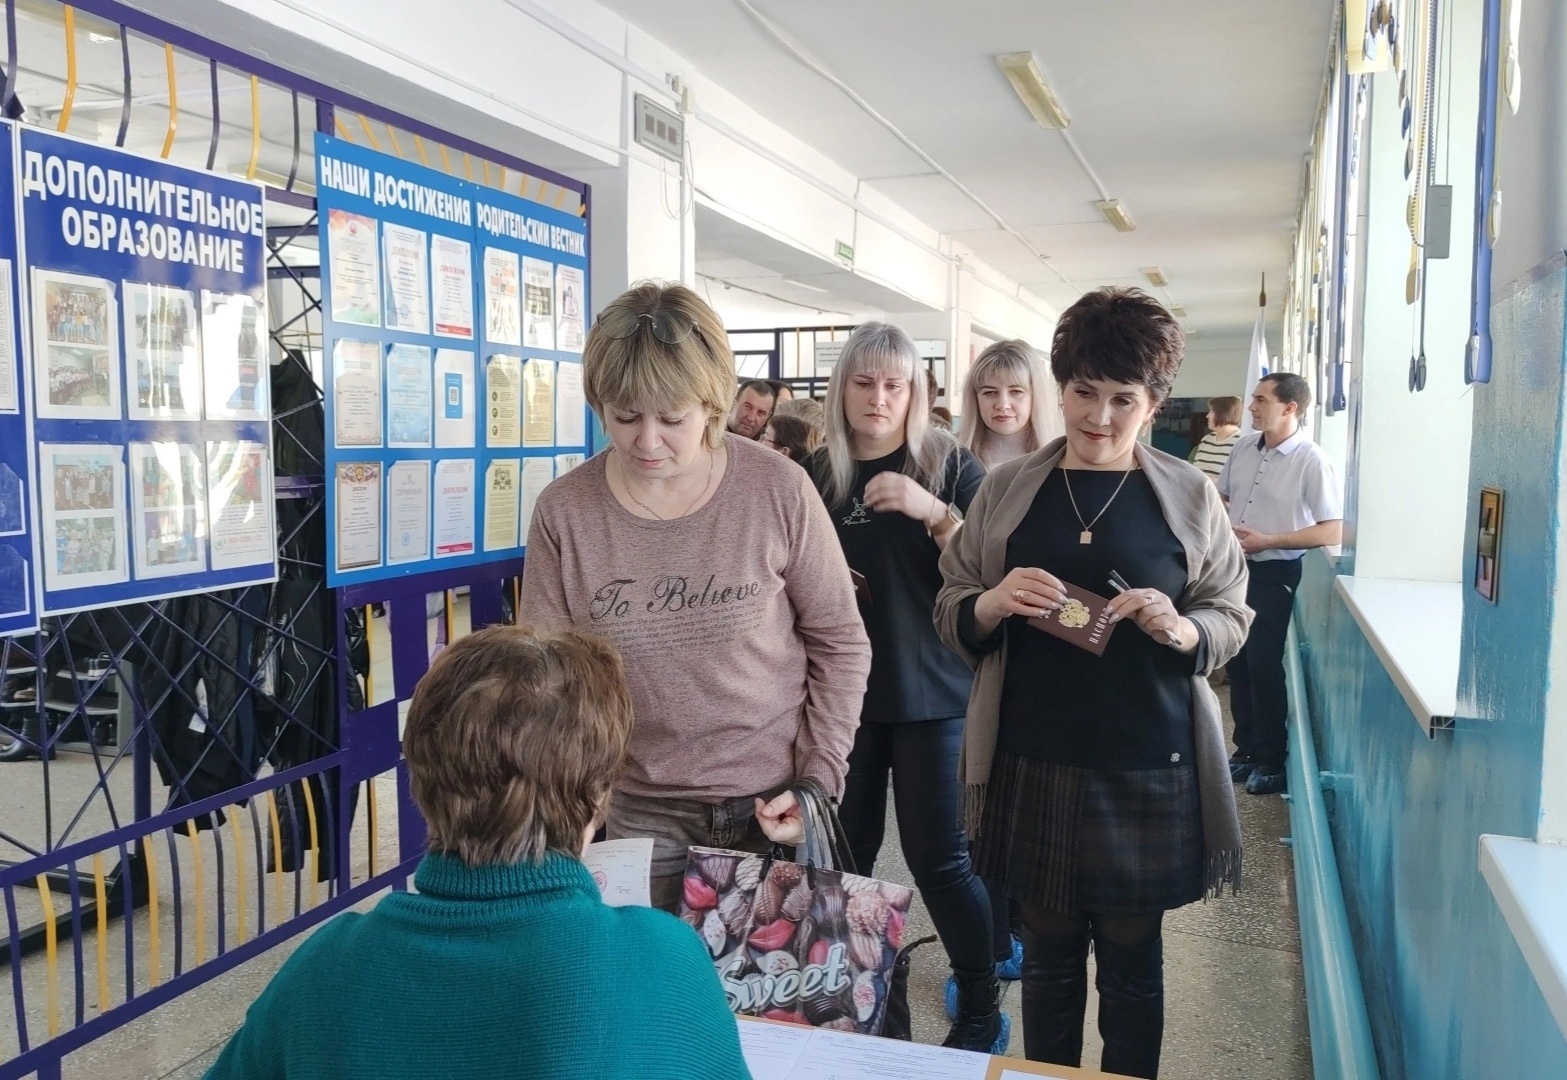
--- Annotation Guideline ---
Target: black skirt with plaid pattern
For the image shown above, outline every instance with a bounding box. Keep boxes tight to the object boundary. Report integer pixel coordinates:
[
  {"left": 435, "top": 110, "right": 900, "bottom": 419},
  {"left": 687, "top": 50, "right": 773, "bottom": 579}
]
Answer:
[{"left": 973, "top": 748, "right": 1205, "bottom": 916}]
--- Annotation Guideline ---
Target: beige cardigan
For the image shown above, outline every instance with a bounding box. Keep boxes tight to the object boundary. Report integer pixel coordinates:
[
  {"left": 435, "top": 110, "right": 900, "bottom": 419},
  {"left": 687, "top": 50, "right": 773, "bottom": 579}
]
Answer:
[{"left": 934, "top": 436, "right": 1253, "bottom": 895}]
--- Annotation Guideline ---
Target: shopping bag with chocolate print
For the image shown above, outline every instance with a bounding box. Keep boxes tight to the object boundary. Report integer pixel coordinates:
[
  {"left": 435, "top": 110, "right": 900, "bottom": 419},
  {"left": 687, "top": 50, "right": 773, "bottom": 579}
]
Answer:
[{"left": 677, "top": 784, "right": 925, "bottom": 1039}]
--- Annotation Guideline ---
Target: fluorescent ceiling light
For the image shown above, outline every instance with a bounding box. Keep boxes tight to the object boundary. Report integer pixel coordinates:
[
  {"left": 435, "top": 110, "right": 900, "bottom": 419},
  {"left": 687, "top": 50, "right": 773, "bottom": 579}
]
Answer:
[
  {"left": 1095, "top": 199, "right": 1136, "bottom": 232},
  {"left": 783, "top": 278, "right": 827, "bottom": 293},
  {"left": 997, "top": 52, "right": 1070, "bottom": 130},
  {"left": 1142, "top": 266, "right": 1168, "bottom": 287}
]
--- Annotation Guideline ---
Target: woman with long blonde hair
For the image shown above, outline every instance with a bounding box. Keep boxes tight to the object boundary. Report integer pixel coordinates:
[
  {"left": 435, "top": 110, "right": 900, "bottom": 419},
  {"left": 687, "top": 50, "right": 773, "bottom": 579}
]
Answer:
[
  {"left": 803, "top": 322, "right": 1006, "bottom": 1054},
  {"left": 959, "top": 339, "right": 1061, "bottom": 469}
]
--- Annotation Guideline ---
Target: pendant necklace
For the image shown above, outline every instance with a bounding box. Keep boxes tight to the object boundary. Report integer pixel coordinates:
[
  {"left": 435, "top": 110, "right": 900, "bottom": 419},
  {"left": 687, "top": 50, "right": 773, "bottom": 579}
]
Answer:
[
  {"left": 618, "top": 450, "right": 716, "bottom": 520},
  {"left": 1062, "top": 466, "right": 1133, "bottom": 544}
]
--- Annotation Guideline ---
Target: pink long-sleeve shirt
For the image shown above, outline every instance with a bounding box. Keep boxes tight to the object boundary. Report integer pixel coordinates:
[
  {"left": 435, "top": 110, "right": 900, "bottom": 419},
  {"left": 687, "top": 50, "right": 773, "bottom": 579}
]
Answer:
[{"left": 519, "top": 434, "right": 870, "bottom": 801}]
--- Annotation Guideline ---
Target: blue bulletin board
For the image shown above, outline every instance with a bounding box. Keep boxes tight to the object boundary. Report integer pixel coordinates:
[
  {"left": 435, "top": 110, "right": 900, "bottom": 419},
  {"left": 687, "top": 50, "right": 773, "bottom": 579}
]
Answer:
[
  {"left": 18, "top": 127, "right": 276, "bottom": 617},
  {"left": 315, "top": 133, "right": 589, "bottom": 587},
  {"left": 0, "top": 122, "right": 37, "bottom": 636}
]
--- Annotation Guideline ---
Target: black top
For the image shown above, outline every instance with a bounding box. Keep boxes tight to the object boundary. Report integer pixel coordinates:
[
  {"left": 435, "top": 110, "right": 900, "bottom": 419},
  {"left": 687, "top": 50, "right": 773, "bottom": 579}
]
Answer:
[
  {"left": 806, "top": 444, "right": 986, "bottom": 724},
  {"left": 959, "top": 469, "right": 1202, "bottom": 769}
]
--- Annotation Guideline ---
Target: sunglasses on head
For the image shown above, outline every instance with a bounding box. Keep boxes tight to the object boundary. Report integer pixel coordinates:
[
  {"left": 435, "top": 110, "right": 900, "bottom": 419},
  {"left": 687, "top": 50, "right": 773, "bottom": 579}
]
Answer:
[{"left": 592, "top": 308, "right": 699, "bottom": 346}]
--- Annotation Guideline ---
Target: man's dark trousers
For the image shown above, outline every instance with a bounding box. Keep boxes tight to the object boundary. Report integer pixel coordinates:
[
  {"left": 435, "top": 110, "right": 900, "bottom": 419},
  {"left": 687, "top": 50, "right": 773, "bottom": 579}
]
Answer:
[{"left": 1229, "top": 557, "right": 1304, "bottom": 772}]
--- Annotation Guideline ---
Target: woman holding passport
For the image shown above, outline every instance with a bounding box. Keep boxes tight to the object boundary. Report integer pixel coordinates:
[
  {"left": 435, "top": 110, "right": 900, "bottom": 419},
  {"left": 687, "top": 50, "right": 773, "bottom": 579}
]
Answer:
[
  {"left": 934, "top": 287, "right": 1251, "bottom": 1079},
  {"left": 802, "top": 322, "right": 999, "bottom": 1054}
]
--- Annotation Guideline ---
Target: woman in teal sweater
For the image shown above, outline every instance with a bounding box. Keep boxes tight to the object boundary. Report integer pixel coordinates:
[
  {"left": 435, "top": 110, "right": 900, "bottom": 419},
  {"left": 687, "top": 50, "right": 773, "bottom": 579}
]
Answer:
[{"left": 207, "top": 626, "right": 755, "bottom": 1079}]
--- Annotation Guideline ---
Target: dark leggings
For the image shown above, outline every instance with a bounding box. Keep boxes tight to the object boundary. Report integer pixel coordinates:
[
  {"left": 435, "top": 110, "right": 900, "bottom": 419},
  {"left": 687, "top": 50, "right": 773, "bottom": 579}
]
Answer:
[
  {"left": 1019, "top": 906, "right": 1162, "bottom": 949},
  {"left": 836, "top": 717, "right": 994, "bottom": 974}
]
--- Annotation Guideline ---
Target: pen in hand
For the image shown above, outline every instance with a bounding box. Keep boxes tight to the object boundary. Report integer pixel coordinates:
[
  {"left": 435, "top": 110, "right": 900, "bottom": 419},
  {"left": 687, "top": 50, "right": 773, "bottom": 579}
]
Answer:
[{"left": 1107, "top": 571, "right": 1181, "bottom": 647}]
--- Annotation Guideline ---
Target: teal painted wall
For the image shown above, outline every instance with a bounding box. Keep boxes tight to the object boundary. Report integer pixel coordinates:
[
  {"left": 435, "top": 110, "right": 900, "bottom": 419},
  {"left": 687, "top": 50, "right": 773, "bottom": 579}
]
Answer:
[{"left": 1295, "top": 261, "right": 1567, "bottom": 1079}]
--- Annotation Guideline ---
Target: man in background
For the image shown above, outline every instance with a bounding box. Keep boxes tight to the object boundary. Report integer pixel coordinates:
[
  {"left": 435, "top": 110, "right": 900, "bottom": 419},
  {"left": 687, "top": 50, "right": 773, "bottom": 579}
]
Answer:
[
  {"left": 727, "top": 379, "right": 777, "bottom": 440},
  {"left": 1218, "top": 374, "right": 1342, "bottom": 796}
]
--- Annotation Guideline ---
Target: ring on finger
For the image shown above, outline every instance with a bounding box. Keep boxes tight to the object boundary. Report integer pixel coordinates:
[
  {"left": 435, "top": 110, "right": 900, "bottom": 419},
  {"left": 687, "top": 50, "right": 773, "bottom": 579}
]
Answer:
[{"left": 1013, "top": 588, "right": 1026, "bottom": 602}]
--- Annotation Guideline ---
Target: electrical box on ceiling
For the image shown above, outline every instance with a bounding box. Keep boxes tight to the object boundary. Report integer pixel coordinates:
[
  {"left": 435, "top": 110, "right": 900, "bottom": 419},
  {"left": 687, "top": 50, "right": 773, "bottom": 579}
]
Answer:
[{"left": 634, "top": 94, "right": 684, "bottom": 163}]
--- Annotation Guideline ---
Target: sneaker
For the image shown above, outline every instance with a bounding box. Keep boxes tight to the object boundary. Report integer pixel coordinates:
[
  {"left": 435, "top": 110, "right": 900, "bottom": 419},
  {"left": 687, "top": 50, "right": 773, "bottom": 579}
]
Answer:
[
  {"left": 1246, "top": 767, "right": 1287, "bottom": 795},
  {"left": 997, "top": 934, "right": 1024, "bottom": 981},
  {"left": 1228, "top": 753, "right": 1256, "bottom": 783}
]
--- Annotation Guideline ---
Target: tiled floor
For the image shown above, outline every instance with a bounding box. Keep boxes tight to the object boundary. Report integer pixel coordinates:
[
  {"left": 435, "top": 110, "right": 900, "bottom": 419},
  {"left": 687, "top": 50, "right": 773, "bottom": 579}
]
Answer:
[{"left": 6, "top": 659, "right": 1310, "bottom": 1079}]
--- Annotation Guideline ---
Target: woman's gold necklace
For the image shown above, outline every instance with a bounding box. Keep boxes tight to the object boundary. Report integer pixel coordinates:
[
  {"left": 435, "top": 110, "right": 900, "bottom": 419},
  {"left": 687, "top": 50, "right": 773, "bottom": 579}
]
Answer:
[{"left": 618, "top": 450, "right": 716, "bottom": 520}]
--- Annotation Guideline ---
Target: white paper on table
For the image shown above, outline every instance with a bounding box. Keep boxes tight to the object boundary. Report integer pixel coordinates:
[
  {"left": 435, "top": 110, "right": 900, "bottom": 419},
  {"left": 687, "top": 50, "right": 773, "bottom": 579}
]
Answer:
[
  {"left": 327, "top": 208, "right": 381, "bottom": 327},
  {"left": 736, "top": 1019, "right": 812, "bottom": 1080},
  {"left": 433, "top": 458, "right": 476, "bottom": 558},
  {"left": 520, "top": 457, "right": 554, "bottom": 540},
  {"left": 581, "top": 838, "right": 654, "bottom": 908},
  {"left": 382, "top": 222, "right": 430, "bottom": 334},
  {"left": 482, "top": 458, "right": 521, "bottom": 552},
  {"left": 386, "top": 344, "right": 433, "bottom": 448},
  {"left": 522, "top": 256, "right": 555, "bottom": 350},
  {"left": 522, "top": 358, "right": 555, "bottom": 448},
  {"left": 555, "top": 360, "right": 586, "bottom": 446},
  {"left": 386, "top": 460, "right": 431, "bottom": 565},
  {"left": 779, "top": 1027, "right": 989, "bottom": 1080},
  {"left": 998, "top": 1071, "right": 1071, "bottom": 1080},
  {"left": 483, "top": 247, "right": 521, "bottom": 346},
  {"left": 0, "top": 260, "right": 15, "bottom": 412},
  {"left": 433, "top": 349, "right": 475, "bottom": 448},
  {"left": 486, "top": 354, "right": 521, "bottom": 448},
  {"left": 333, "top": 460, "right": 383, "bottom": 572},
  {"left": 332, "top": 340, "right": 383, "bottom": 448},
  {"left": 431, "top": 234, "right": 474, "bottom": 339}
]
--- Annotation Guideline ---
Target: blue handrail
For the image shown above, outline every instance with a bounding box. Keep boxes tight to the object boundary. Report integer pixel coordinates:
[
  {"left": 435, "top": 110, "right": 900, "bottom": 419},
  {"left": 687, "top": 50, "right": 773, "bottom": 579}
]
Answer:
[{"left": 1285, "top": 619, "right": 1382, "bottom": 1080}]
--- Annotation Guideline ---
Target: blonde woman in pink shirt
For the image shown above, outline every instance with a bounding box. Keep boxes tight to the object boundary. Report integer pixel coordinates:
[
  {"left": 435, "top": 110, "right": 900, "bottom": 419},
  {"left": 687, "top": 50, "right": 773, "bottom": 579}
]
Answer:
[{"left": 520, "top": 282, "right": 871, "bottom": 911}]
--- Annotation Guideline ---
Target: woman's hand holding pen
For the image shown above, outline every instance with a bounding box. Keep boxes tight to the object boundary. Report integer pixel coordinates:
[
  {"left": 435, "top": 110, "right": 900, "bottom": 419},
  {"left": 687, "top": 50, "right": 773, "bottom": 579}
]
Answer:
[
  {"left": 974, "top": 567, "right": 1065, "bottom": 635},
  {"left": 1106, "top": 585, "right": 1197, "bottom": 654}
]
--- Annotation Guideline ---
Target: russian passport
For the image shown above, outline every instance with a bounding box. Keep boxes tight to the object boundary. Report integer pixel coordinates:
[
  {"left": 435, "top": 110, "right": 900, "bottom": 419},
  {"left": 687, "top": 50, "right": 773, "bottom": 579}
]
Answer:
[{"left": 1026, "top": 579, "right": 1117, "bottom": 656}]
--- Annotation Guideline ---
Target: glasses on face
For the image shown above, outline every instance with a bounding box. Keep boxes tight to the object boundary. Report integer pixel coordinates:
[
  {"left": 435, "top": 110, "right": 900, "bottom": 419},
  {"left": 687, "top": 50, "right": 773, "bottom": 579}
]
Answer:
[{"left": 592, "top": 308, "right": 699, "bottom": 346}]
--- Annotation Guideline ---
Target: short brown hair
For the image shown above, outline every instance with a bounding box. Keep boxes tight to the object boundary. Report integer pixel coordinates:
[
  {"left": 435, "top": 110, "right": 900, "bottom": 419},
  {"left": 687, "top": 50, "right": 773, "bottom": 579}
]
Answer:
[
  {"left": 401, "top": 625, "right": 633, "bottom": 866},
  {"left": 1050, "top": 287, "right": 1184, "bottom": 405},
  {"left": 1208, "top": 395, "right": 1243, "bottom": 426},
  {"left": 764, "top": 414, "right": 820, "bottom": 460},
  {"left": 1259, "top": 372, "right": 1312, "bottom": 413},
  {"left": 583, "top": 282, "right": 734, "bottom": 449}
]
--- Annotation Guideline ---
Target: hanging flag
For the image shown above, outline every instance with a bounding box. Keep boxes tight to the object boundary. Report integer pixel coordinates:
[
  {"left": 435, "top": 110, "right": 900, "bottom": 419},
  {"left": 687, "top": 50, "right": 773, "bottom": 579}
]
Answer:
[{"left": 1239, "top": 274, "right": 1269, "bottom": 436}]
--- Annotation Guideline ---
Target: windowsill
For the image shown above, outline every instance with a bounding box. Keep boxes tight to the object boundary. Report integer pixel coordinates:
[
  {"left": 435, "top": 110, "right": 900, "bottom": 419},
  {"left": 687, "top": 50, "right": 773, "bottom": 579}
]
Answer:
[
  {"left": 1480, "top": 835, "right": 1567, "bottom": 1041},
  {"left": 1333, "top": 576, "right": 1460, "bottom": 736}
]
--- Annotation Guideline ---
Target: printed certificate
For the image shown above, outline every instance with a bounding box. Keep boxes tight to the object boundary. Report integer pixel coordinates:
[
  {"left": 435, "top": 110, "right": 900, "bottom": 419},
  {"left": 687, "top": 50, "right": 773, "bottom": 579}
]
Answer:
[
  {"left": 483, "top": 458, "right": 520, "bottom": 552},
  {"left": 433, "top": 458, "right": 476, "bottom": 558},
  {"left": 333, "top": 340, "right": 383, "bottom": 448},
  {"left": 327, "top": 209, "right": 381, "bottom": 327},
  {"left": 382, "top": 222, "right": 430, "bottom": 335},
  {"left": 432, "top": 234, "right": 474, "bottom": 339},
  {"left": 386, "top": 344, "right": 433, "bottom": 448},
  {"left": 334, "top": 460, "right": 383, "bottom": 572},
  {"left": 386, "top": 460, "right": 431, "bottom": 565}
]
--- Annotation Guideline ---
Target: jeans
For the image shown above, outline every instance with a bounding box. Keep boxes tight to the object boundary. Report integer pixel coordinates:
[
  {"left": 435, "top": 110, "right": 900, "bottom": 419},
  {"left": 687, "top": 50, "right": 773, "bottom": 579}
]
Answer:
[
  {"left": 1228, "top": 558, "right": 1303, "bottom": 772},
  {"left": 836, "top": 717, "right": 994, "bottom": 973},
  {"left": 605, "top": 786, "right": 783, "bottom": 912}
]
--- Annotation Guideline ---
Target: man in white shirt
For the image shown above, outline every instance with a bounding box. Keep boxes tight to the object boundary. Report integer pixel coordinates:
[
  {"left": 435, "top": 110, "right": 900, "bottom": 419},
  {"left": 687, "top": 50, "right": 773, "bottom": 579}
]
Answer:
[{"left": 1217, "top": 373, "right": 1343, "bottom": 795}]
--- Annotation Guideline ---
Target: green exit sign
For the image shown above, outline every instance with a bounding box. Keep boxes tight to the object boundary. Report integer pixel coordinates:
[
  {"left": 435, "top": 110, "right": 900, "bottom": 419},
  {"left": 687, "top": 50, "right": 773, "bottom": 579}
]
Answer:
[{"left": 835, "top": 240, "right": 854, "bottom": 264}]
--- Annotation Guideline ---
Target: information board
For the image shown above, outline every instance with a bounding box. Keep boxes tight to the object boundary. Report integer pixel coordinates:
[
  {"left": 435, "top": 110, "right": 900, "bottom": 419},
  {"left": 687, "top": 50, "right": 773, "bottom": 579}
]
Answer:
[
  {"left": 18, "top": 127, "right": 276, "bottom": 617},
  {"left": 315, "top": 134, "right": 589, "bottom": 587},
  {"left": 0, "top": 123, "right": 37, "bottom": 636}
]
